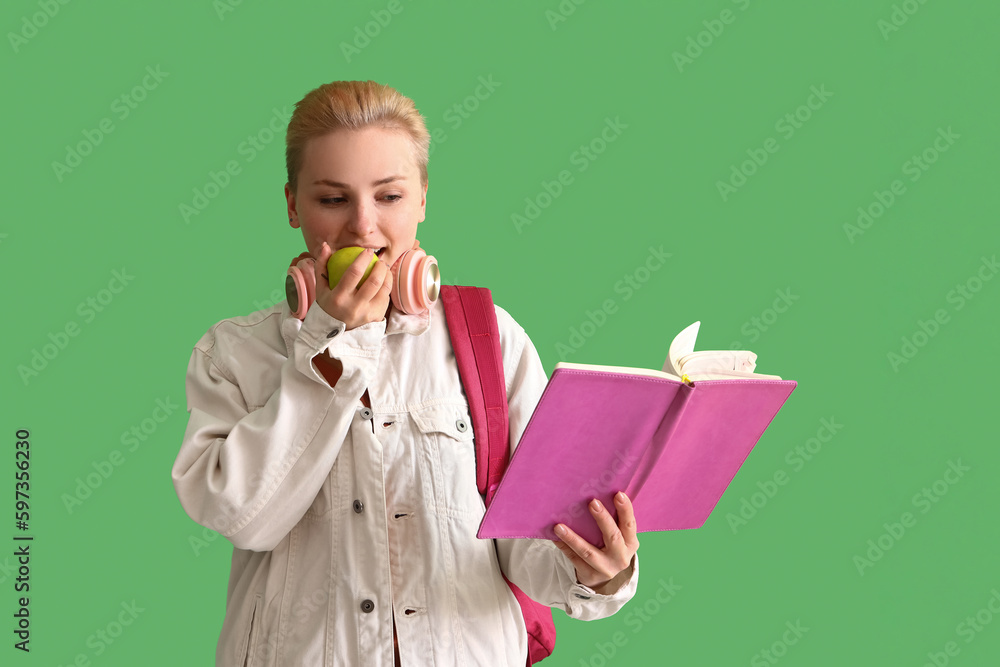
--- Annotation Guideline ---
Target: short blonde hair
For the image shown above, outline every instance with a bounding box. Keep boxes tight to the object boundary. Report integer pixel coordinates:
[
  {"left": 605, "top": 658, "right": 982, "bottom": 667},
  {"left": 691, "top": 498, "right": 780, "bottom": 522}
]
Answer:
[{"left": 285, "top": 80, "right": 430, "bottom": 193}]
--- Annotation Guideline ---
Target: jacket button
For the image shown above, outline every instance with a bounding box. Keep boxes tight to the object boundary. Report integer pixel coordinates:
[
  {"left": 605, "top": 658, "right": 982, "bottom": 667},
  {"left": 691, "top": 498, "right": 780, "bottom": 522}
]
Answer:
[
  {"left": 360, "top": 407, "right": 373, "bottom": 420},
  {"left": 574, "top": 593, "right": 591, "bottom": 600},
  {"left": 353, "top": 499, "right": 364, "bottom": 514},
  {"left": 455, "top": 419, "right": 468, "bottom": 433},
  {"left": 327, "top": 328, "right": 341, "bottom": 338},
  {"left": 360, "top": 599, "right": 375, "bottom": 613}
]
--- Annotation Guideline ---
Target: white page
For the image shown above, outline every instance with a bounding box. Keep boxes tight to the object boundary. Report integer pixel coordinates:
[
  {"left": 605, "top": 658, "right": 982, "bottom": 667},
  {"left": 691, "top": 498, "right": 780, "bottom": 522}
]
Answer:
[
  {"left": 663, "top": 321, "right": 700, "bottom": 376},
  {"left": 678, "top": 350, "right": 758, "bottom": 375}
]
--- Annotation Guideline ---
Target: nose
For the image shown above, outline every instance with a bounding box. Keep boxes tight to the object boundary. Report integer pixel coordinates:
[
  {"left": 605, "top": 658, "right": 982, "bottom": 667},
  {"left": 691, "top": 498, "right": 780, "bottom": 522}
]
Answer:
[{"left": 346, "top": 199, "right": 377, "bottom": 236}]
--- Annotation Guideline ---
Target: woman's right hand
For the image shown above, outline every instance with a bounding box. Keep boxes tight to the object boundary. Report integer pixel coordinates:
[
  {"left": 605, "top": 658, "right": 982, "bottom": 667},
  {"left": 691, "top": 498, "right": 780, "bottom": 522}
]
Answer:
[{"left": 313, "top": 243, "right": 393, "bottom": 330}]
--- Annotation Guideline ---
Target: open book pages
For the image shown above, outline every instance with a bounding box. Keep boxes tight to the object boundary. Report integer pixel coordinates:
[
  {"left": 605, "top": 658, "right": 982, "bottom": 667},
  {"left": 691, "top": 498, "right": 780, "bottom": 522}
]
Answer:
[
  {"left": 553, "top": 321, "right": 782, "bottom": 382},
  {"left": 664, "top": 321, "right": 780, "bottom": 380}
]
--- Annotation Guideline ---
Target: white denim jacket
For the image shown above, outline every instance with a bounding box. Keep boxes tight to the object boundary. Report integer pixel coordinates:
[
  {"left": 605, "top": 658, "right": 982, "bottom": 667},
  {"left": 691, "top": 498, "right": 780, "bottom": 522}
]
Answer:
[{"left": 172, "top": 296, "right": 638, "bottom": 666}]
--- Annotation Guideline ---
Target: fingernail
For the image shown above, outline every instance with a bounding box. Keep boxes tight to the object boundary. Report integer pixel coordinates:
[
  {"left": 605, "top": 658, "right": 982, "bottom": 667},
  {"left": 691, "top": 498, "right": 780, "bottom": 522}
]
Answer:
[
  {"left": 591, "top": 499, "right": 602, "bottom": 512},
  {"left": 554, "top": 524, "right": 567, "bottom": 536},
  {"left": 616, "top": 492, "right": 626, "bottom": 504}
]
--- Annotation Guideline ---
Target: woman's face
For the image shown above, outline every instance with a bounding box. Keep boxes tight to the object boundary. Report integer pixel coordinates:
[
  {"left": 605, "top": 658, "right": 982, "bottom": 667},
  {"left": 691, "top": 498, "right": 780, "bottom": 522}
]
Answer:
[{"left": 285, "top": 127, "right": 427, "bottom": 272}]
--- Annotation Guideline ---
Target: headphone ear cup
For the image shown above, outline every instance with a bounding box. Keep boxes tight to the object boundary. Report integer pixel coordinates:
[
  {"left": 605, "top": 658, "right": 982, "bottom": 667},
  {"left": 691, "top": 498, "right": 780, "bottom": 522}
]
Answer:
[
  {"left": 389, "top": 251, "right": 408, "bottom": 313},
  {"left": 390, "top": 249, "right": 440, "bottom": 315},
  {"left": 287, "top": 257, "right": 317, "bottom": 320}
]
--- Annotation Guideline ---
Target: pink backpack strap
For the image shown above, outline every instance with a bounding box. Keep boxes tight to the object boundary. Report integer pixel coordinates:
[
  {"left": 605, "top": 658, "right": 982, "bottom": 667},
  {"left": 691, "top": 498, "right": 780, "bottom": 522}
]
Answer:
[
  {"left": 440, "top": 285, "right": 556, "bottom": 665},
  {"left": 439, "top": 285, "right": 509, "bottom": 504}
]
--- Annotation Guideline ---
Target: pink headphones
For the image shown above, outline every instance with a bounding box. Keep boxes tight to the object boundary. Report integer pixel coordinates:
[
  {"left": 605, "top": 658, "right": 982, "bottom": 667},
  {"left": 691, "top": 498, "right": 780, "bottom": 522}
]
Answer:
[{"left": 285, "top": 247, "right": 440, "bottom": 320}]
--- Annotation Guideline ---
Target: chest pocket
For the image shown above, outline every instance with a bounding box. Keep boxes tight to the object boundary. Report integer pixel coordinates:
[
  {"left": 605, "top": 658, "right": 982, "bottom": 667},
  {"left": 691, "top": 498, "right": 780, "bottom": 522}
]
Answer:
[{"left": 410, "top": 403, "right": 482, "bottom": 512}]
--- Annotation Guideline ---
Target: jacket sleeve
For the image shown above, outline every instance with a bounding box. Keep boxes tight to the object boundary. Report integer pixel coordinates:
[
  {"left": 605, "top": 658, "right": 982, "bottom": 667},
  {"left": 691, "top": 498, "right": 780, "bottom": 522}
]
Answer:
[
  {"left": 491, "top": 309, "right": 639, "bottom": 621},
  {"left": 171, "top": 304, "right": 385, "bottom": 552}
]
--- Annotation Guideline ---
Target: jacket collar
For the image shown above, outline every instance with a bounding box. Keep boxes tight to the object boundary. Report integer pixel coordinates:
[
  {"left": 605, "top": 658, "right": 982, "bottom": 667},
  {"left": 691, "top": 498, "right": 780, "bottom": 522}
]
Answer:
[
  {"left": 385, "top": 303, "right": 433, "bottom": 336},
  {"left": 278, "top": 299, "right": 432, "bottom": 354}
]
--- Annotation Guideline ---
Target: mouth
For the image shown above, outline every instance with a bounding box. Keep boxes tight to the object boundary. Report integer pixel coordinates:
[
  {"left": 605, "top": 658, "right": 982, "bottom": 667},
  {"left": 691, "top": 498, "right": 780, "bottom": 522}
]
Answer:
[
  {"left": 356, "top": 246, "right": 386, "bottom": 258},
  {"left": 330, "top": 245, "right": 386, "bottom": 258}
]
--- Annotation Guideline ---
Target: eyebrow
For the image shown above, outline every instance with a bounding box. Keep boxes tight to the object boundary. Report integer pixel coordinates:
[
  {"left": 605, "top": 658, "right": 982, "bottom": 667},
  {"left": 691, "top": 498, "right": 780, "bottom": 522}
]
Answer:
[{"left": 312, "top": 175, "right": 406, "bottom": 188}]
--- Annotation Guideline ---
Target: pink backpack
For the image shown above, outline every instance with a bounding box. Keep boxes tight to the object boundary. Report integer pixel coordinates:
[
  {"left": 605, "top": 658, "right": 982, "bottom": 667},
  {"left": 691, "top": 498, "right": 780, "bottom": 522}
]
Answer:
[{"left": 440, "top": 285, "right": 557, "bottom": 665}]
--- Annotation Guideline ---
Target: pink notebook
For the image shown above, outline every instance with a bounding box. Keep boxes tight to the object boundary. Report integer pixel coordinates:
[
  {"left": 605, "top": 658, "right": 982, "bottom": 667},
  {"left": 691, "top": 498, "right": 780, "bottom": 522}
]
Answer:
[{"left": 477, "top": 322, "right": 797, "bottom": 546}]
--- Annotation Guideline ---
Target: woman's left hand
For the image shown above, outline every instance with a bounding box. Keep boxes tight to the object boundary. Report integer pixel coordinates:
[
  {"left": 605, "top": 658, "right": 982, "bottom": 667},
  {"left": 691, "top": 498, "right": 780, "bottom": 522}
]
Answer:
[{"left": 552, "top": 491, "right": 639, "bottom": 595}]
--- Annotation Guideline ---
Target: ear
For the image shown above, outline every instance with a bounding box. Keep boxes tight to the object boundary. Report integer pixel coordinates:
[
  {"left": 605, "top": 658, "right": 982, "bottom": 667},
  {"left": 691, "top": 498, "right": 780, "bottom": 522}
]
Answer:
[
  {"left": 285, "top": 183, "right": 299, "bottom": 228},
  {"left": 417, "top": 180, "right": 428, "bottom": 224}
]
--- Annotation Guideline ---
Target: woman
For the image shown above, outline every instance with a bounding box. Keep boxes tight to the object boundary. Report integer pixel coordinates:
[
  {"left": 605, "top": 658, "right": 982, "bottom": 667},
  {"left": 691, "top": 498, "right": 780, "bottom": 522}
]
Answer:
[{"left": 172, "top": 80, "right": 640, "bottom": 666}]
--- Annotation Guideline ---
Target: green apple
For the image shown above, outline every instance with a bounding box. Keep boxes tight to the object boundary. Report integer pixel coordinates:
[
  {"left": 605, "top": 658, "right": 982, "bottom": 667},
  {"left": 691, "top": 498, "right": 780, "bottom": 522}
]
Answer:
[{"left": 327, "top": 246, "right": 379, "bottom": 289}]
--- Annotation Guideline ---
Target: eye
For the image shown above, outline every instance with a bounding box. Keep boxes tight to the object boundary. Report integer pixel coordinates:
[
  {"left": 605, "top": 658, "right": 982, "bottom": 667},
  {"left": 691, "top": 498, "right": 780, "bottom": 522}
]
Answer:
[
  {"left": 383, "top": 194, "right": 402, "bottom": 202},
  {"left": 320, "top": 197, "right": 346, "bottom": 205}
]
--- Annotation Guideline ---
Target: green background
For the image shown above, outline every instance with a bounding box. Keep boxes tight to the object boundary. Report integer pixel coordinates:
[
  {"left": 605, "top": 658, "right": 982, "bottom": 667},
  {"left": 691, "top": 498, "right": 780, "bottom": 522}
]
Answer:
[{"left": 3, "top": 0, "right": 998, "bottom": 664}]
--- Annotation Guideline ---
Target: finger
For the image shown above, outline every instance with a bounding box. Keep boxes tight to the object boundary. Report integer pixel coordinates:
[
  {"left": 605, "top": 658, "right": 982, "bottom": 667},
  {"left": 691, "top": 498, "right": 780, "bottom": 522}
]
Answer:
[
  {"left": 588, "top": 498, "right": 627, "bottom": 556},
  {"left": 316, "top": 242, "right": 332, "bottom": 265},
  {"left": 355, "top": 253, "right": 389, "bottom": 301},
  {"left": 377, "top": 261, "right": 393, "bottom": 309},
  {"left": 336, "top": 247, "right": 376, "bottom": 293},
  {"left": 551, "top": 537, "right": 591, "bottom": 575},
  {"left": 315, "top": 242, "right": 333, "bottom": 289},
  {"left": 614, "top": 491, "right": 640, "bottom": 549},
  {"left": 551, "top": 539, "right": 585, "bottom": 565},
  {"left": 381, "top": 262, "right": 393, "bottom": 295},
  {"left": 553, "top": 522, "right": 607, "bottom": 574}
]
